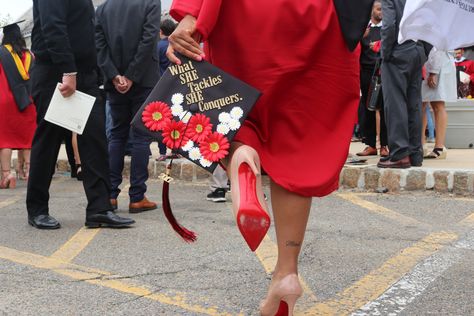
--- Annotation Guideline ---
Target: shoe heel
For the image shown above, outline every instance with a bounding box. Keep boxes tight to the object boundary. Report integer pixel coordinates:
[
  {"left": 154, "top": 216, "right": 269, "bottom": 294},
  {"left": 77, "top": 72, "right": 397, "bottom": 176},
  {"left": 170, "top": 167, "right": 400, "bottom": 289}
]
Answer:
[
  {"left": 236, "top": 163, "right": 270, "bottom": 251},
  {"left": 280, "top": 294, "right": 300, "bottom": 316},
  {"left": 9, "top": 176, "right": 16, "bottom": 189},
  {"left": 85, "top": 222, "right": 101, "bottom": 228},
  {"left": 439, "top": 147, "right": 447, "bottom": 159}
]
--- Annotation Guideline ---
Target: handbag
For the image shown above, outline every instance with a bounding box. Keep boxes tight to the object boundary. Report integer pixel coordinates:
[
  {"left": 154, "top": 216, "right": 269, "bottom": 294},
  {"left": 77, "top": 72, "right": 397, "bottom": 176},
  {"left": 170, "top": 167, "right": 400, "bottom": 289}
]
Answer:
[{"left": 366, "top": 59, "right": 383, "bottom": 112}]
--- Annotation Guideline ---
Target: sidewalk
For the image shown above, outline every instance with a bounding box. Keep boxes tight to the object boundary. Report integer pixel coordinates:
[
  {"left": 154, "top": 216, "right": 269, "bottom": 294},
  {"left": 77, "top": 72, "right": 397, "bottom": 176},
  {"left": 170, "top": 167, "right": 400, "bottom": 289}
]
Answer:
[
  {"left": 344, "top": 142, "right": 474, "bottom": 194},
  {"left": 11, "top": 141, "right": 474, "bottom": 194}
]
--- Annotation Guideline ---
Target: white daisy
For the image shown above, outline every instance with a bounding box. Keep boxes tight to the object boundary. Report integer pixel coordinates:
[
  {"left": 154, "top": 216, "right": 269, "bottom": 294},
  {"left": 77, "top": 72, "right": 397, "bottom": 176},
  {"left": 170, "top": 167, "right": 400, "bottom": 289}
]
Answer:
[
  {"left": 181, "top": 140, "right": 194, "bottom": 152},
  {"left": 189, "top": 147, "right": 202, "bottom": 160},
  {"left": 171, "top": 104, "right": 184, "bottom": 117},
  {"left": 216, "top": 123, "right": 230, "bottom": 135},
  {"left": 230, "top": 107, "right": 244, "bottom": 120},
  {"left": 218, "top": 112, "right": 231, "bottom": 123},
  {"left": 171, "top": 93, "right": 184, "bottom": 106},
  {"left": 227, "top": 119, "right": 241, "bottom": 131},
  {"left": 200, "top": 158, "right": 213, "bottom": 168},
  {"left": 179, "top": 111, "right": 192, "bottom": 123}
]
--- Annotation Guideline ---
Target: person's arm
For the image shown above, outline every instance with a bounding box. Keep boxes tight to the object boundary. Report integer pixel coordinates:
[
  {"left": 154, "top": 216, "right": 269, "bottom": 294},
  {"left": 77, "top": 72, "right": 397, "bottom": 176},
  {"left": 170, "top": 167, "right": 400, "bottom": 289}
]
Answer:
[
  {"left": 167, "top": 0, "right": 222, "bottom": 64},
  {"left": 124, "top": 0, "right": 161, "bottom": 84},
  {"left": 170, "top": 0, "right": 203, "bottom": 22},
  {"left": 380, "top": 0, "right": 397, "bottom": 61},
  {"left": 37, "top": 0, "right": 77, "bottom": 96},
  {"left": 95, "top": 8, "right": 119, "bottom": 82}
]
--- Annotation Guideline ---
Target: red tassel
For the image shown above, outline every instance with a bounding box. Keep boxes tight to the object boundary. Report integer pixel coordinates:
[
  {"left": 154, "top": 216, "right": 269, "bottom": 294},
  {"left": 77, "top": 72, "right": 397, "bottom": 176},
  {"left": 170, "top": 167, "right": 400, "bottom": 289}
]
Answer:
[{"left": 162, "top": 180, "right": 197, "bottom": 242}]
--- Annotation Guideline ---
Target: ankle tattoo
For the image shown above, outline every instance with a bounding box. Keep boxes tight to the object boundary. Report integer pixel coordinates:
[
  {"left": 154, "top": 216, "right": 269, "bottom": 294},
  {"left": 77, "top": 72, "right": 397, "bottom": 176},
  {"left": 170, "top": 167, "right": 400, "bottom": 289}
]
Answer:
[{"left": 285, "top": 240, "right": 301, "bottom": 247}]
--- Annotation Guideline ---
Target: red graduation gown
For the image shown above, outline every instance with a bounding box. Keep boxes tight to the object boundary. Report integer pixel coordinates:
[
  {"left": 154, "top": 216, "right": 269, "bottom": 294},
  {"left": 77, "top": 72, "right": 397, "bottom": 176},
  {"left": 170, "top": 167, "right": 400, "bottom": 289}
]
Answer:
[
  {"left": 0, "top": 50, "right": 36, "bottom": 149},
  {"left": 171, "top": 0, "right": 361, "bottom": 197}
]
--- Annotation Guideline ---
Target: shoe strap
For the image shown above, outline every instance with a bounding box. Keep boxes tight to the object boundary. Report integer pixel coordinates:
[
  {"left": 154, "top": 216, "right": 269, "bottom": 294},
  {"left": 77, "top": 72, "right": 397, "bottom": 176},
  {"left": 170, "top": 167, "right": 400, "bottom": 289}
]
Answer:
[{"left": 432, "top": 148, "right": 444, "bottom": 156}]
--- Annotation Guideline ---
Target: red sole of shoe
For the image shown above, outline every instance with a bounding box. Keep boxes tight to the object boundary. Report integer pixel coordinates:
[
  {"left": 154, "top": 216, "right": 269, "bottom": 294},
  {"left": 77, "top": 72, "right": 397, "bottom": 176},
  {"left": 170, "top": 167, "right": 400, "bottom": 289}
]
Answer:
[
  {"left": 236, "top": 163, "right": 270, "bottom": 252},
  {"left": 275, "top": 301, "right": 289, "bottom": 316}
]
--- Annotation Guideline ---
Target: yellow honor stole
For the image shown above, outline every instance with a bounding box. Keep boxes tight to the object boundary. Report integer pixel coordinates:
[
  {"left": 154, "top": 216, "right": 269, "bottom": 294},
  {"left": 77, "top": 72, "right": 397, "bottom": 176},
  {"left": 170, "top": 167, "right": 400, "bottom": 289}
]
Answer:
[{"left": 4, "top": 44, "right": 32, "bottom": 81}]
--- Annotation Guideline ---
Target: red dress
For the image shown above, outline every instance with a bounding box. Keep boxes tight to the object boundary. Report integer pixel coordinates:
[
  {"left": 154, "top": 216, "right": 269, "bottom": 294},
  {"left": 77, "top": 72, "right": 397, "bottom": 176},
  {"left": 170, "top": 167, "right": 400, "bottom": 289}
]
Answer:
[
  {"left": 171, "top": 0, "right": 360, "bottom": 197},
  {"left": 0, "top": 50, "right": 36, "bottom": 149}
]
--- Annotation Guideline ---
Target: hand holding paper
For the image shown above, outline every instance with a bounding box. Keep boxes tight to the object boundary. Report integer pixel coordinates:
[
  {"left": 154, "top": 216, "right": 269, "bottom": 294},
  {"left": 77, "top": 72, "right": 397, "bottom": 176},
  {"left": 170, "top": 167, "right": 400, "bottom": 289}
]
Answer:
[{"left": 44, "top": 83, "right": 96, "bottom": 135}]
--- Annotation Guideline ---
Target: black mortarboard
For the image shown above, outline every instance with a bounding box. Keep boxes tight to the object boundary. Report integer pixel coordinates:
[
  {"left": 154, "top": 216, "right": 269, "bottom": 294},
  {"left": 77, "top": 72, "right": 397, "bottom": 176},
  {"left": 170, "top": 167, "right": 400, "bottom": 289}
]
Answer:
[
  {"left": 131, "top": 54, "right": 261, "bottom": 242},
  {"left": 132, "top": 54, "right": 261, "bottom": 173},
  {"left": 1, "top": 20, "right": 25, "bottom": 37}
]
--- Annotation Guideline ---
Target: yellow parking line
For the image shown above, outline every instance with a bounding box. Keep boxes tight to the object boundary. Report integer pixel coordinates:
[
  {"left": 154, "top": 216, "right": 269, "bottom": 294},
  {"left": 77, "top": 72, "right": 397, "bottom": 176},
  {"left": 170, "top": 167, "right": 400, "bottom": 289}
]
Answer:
[
  {"left": 458, "top": 212, "right": 474, "bottom": 226},
  {"left": 50, "top": 227, "right": 101, "bottom": 262},
  {"left": 0, "top": 246, "right": 239, "bottom": 316},
  {"left": 256, "top": 235, "right": 318, "bottom": 313},
  {"left": 301, "top": 231, "right": 458, "bottom": 315},
  {"left": 337, "top": 193, "right": 423, "bottom": 227},
  {"left": 0, "top": 195, "right": 22, "bottom": 209}
]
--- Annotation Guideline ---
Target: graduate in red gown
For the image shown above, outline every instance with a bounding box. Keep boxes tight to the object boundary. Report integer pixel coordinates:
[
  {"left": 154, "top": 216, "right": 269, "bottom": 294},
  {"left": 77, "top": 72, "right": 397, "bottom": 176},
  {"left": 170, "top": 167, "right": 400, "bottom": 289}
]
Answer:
[
  {"left": 0, "top": 22, "right": 36, "bottom": 189},
  {"left": 168, "top": 0, "right": 373, "bottom": 314},
  {"left": 454, "top": 48, "right": 474, "bottom": 97}
]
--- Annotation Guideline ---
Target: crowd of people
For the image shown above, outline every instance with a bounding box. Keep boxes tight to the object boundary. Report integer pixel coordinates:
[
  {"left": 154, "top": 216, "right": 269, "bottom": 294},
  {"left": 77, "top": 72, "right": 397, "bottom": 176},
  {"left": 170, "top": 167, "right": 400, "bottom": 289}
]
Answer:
[
  {"left": 353, "top": 1, "right": 474, "bottom": 166},
  {"left": 0, "top": 0, "right": 472, "bottom": 314}
]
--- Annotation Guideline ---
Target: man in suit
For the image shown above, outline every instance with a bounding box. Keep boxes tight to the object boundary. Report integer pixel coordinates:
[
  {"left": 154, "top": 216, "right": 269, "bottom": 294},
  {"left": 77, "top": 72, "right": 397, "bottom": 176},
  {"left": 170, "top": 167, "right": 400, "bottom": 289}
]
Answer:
[
  {"left": 27, "top": 0, "right": 135, "bottom": 229},
  {"left": 356, "top": 0, "right": 389, "bottom": 158},
  {"left": 95, "top": 0, "right": 161, "bottom": 213},
  {"left": 377, "top": 0, "right": 429, "bottom": 168}
]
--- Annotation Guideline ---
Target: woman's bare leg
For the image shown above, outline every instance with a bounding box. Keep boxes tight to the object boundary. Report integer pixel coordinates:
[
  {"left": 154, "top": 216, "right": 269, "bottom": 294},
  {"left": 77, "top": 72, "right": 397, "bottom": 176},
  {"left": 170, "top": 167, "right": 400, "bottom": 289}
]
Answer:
[
  {"left": 271, "top": 181, "right": 312, "bottom": 278},
  {"left": 421, "top": 102, "right": 428, "bottom": 146},
  {"left": 0, "top": 148, "right": 13, "bottom": 179},
  {"left": 431, "top": 101, "right": 447, "bottom": 148}
]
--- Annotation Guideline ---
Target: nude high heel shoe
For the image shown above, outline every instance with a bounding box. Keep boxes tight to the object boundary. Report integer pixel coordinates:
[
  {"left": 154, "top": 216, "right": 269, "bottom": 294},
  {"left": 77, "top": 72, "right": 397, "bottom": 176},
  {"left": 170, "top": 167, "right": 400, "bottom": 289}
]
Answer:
[
  {"left": 260, "top": 274, "right": 303, "bottom": 316},
  {"left": 0, "top": 171, "right": 16, "bottom": 189},
  {"left": 229, "top": 145, "right": 270, "bottom": 251}
]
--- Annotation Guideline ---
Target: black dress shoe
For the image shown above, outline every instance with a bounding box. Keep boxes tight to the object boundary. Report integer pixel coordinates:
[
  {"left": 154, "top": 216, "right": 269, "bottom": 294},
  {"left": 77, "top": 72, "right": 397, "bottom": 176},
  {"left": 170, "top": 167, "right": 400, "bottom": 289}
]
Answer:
[
  {"left": 85, "top": 211, "right": 135, "bottom": 228},
  {"left": 28, "top": 215, "right": 61, "bottom": 229}
]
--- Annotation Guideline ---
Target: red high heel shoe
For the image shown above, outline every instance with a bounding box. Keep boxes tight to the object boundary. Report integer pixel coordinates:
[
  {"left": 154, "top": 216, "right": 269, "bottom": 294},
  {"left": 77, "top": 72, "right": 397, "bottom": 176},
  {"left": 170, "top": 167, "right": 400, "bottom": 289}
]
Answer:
[
  {"left": 260, "top": 274, "right": 302, "bottom": 316},
  {"left": 229, "top": 145, "right": 270, "bottom": 251}
]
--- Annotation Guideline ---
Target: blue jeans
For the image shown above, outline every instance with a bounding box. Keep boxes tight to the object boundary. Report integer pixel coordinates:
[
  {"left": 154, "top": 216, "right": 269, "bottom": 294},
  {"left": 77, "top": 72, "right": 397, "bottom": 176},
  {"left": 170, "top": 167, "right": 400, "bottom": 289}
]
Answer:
[
  {"left": 425, "top": 105, "right": 435, "bottom": 139},
  {"left": 108, "top": 86, "right": 152, "bottom": 202}
]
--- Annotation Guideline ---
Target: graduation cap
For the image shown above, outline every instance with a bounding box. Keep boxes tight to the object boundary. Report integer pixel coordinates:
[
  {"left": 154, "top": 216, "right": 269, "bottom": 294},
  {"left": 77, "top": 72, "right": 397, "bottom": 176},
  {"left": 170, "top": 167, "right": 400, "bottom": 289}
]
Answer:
[
  {"left": 132, "top": 54, "right": 261, "bottom": 242},
  {"left": 1, "top": 20, "right": 25, "bottom": 37}
]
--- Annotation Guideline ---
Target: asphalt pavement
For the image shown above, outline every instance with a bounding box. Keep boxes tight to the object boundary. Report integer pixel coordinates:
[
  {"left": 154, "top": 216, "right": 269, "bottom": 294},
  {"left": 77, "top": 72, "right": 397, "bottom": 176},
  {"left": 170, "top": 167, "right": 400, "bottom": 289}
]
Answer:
[{"left": 1, "top": 176, "right": 473, "bottom": 315}]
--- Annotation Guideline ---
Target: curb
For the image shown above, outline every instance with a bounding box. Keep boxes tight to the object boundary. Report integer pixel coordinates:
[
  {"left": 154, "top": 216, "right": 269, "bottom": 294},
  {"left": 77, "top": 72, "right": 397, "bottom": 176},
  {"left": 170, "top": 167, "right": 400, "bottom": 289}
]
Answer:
[
  {"left": 15, "top": 159, "right": 474, "bottom": 195},
  {"left": 340, "top": 165, "right": 474, "bottom": 195}
]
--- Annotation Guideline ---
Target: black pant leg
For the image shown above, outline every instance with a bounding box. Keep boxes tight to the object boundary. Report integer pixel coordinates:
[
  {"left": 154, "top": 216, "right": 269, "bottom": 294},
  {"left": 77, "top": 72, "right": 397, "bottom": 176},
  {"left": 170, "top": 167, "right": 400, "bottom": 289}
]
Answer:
[
  {"left": 26, "top": 66, "right": 64, "bottom": 217},
  {"left": 360, "top": 66, "right": 377, "bottom": 147},
  {"left": 76, "top": 71, "right": 113, "bottom": 215},
  {"left": 407, "top": 46, "right": 426, "bottom": 164},
  {"left": 64, "top": 131, "right": 76, "bottom": 170},
  {"left": 381, "top": 56, "right": 411, "bottom": 161},
  {"left": 379, "top": 107, "right": 388, "bottom": 147}
]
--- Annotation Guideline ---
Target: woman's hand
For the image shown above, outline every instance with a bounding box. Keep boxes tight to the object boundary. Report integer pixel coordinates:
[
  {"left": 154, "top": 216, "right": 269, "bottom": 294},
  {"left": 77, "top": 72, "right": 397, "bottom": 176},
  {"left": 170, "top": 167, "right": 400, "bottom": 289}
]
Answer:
[
  {"left": 167, "top": 15, "right": 204, "bottom": 65},
  {"left": 427, "top": 73, "right": 438, "bottom": 89}
]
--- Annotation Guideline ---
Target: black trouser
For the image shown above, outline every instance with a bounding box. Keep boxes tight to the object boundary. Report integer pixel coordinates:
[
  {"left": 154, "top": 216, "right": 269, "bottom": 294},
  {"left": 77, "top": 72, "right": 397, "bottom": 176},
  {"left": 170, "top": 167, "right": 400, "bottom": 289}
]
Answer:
[
  {"left": 359, "top": 65, "right": 388, "bottom": 148},
  {"left": 381, "top": 44, "right": 426, "bottom": 163},
  {"left": 26, "top": 65, "right": 112, "bottom": 217}
]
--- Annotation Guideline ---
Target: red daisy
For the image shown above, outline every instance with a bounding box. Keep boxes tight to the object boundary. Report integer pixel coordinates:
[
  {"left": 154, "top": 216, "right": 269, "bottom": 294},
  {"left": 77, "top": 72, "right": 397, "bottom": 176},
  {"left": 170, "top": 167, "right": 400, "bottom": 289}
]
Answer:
[
  {"left": 162, "top": 120, "right": 189, "bottom": 149},
  {"left": 187, "top": 114, "right": 213, "bottom": 142},
  {"left": 199, "top": 132, "right": 230, "bottom": 162},
  {"left": 142, "top": 101, "right": 172, "bottom": 131}
]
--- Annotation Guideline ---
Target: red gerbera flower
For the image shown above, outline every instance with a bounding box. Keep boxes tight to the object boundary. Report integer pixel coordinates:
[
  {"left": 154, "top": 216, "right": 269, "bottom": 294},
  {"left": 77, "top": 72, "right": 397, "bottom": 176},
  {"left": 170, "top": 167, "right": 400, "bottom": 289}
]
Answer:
[
  {"left": 187, "top": 113, "right": 213, "bottom": 142},
  {"left": 199, "top": 132, "right": 230, "bottom": 162},
  {"left": 142, "top": 101, "right": 172, "bottom": 131},
  {"left": 162, "top": 120, "right": 189, "bottom": 149}
]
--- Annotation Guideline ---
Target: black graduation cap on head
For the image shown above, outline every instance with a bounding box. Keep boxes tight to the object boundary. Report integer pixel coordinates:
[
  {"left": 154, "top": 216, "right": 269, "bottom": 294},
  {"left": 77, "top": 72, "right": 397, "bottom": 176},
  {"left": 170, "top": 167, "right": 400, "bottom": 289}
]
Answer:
[
  {"left": 1, "top": 20, "right": 25, "bottom": 37},
  {"left": 131, "top": 53, "right": 261, "bottom": 242}
]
